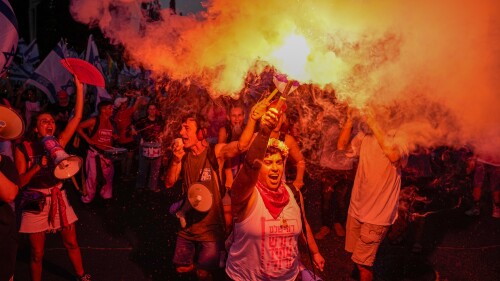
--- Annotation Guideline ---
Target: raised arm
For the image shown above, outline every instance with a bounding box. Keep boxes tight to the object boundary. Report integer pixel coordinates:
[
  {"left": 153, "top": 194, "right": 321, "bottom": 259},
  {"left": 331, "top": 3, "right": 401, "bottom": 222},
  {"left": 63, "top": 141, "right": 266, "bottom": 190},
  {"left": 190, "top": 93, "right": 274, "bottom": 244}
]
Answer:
[
  {"left": 58, "top": 75, "right": 83, "bottom": 148},
  {"left": 217, "top": 100, "right": 269, "bottom": 160},
  {"left": 230, "top": 108, "right": 278, "bottom": 219},
  {"left": 365, "top": 112, "right": 403, "bottom": 164},
  {"left": 338, "top": 110, "right": 355, "bottom": 151}
]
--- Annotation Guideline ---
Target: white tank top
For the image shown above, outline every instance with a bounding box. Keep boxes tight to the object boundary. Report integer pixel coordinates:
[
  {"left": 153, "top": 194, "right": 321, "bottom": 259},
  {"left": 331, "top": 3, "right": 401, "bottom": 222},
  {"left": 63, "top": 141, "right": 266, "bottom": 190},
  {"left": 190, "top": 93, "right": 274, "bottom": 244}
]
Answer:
[{"left": 226, "top": 185, "right": 302, "bottom": 280}]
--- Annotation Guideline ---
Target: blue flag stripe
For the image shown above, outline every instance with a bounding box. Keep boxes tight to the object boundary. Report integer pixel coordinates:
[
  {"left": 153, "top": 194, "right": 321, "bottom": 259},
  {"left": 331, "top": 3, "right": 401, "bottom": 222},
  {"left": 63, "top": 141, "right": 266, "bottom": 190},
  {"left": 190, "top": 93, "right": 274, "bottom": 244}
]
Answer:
[{"left": 0, "top": 0, "right": 18, "bottom": 32}]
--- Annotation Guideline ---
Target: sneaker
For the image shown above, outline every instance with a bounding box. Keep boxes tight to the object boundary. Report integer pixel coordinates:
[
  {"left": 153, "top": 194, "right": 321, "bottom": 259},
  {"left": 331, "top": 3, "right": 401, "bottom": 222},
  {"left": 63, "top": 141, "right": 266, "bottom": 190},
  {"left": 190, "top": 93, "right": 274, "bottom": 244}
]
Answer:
[
  {"left": 314, "top": 226, "right": 331, "bottom": 240},
  {"left": 465, "top": 206, "right": 480, "bottom": 216},
  {"left": 492, "top": 205, "right": 500, "bottom": 218},
  {"left": 333, "top": 223, "right": 346, "bottom": 237},
  {"left": 76, "top": 273, "right": 92, "bottom": 281}
]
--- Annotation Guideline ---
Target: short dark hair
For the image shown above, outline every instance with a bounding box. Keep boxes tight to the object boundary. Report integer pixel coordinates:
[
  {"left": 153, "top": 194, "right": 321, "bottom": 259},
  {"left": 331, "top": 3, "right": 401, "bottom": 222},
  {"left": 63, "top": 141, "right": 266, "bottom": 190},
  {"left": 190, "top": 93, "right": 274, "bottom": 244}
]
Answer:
[
  {"left": 97, "top": 100, "right": 113, "bottom": 113},
  {"left": 181, "top": 112, "right": 208, "bottom": 131}
]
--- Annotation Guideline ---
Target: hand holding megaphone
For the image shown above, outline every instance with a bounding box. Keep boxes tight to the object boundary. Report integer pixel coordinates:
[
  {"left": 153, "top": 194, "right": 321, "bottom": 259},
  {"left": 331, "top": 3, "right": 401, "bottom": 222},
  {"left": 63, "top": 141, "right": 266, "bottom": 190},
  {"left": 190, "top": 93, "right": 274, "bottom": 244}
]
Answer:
[
  {"left": 39, "top": 155, "right": 49, "bottom": 169},
  {"left": 41, "top": 136, "right": 82, "bottom": 179}
]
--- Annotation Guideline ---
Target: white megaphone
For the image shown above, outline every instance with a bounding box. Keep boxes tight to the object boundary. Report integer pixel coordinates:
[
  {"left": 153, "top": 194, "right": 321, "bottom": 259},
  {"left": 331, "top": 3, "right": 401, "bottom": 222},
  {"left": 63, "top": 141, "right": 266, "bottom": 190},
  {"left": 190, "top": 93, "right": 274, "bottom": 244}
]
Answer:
[
  {"left": 41, "top": 136, "right": 82, "bottom": 179},
  {"left": 187, "top": 183, "right": 213, "bottom": 212},
  {"left": 0, "top": 105, "right": 25, "bottom": 140}
]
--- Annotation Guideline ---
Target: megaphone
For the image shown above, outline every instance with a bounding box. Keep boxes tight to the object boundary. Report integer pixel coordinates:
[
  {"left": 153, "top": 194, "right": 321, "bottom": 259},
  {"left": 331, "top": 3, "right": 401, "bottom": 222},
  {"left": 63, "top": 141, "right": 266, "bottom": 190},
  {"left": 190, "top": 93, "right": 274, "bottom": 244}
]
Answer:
[
  {"left": 41, "top": 136, "right": 82, "bottom": 179},
  {"left": 0, "top": 105, "right": 25, "bottom": 140},
  {"left": 187, "top": 183, "right": 213, "bottom": 212}
]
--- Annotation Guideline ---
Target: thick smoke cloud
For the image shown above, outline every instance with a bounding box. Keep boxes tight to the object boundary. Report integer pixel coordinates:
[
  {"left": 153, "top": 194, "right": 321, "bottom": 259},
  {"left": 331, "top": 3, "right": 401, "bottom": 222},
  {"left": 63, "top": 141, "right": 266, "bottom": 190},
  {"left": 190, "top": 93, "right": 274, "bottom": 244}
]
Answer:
[{"left": 70, "top": 0, "right": 500, "bottom": 158}]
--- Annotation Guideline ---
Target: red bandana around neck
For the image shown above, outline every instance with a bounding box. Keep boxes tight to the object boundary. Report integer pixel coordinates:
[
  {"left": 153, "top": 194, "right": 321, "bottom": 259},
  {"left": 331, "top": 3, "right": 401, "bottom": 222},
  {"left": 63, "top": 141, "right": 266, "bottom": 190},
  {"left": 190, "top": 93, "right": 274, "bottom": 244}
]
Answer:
[{"left": 255, "top": 180, "right": 290, "bottom": 219}]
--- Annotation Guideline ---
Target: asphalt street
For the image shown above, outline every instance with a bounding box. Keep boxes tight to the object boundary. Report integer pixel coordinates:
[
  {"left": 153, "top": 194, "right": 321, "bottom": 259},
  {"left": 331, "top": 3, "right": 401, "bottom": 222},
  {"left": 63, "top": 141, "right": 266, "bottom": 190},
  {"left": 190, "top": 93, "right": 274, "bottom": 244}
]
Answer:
[{"left": 14, "top": 171, "right": 500, "bottom": 281}]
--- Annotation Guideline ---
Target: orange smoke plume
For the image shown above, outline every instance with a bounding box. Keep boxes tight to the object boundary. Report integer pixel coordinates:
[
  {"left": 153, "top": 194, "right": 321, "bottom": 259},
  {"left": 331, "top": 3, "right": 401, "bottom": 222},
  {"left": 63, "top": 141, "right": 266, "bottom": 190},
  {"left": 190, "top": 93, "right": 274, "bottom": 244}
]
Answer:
[{"left": 70, "top": 0, "right": 500, "bottom": 157}]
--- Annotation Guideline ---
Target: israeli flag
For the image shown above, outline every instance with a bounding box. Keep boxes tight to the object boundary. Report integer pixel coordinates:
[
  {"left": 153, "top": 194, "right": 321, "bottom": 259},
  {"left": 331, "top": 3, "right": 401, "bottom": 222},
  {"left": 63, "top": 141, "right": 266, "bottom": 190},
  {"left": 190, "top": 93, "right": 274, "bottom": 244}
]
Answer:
[
  {"left": 85, "top": 34, "right": 111, "bottom": 113},
  {"left": 9, "top": 38, "right": 40, "bottom": 82},
  {"left": 0, "top": 0, "right": 18, "bottom": 77},
  {"left": 25, "top": 39, "right": 75, "bottom": 103},
  {"left": 23, "top": 39, "right": 40, "bottom": 65}
]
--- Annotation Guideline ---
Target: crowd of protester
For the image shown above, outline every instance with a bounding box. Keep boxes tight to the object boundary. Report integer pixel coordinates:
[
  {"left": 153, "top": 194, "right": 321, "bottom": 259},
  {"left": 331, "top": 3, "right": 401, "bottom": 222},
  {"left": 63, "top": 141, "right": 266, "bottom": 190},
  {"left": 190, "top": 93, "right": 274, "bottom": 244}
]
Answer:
[{"left": 1, "top": 66, "right": 499, "bottom": 281}]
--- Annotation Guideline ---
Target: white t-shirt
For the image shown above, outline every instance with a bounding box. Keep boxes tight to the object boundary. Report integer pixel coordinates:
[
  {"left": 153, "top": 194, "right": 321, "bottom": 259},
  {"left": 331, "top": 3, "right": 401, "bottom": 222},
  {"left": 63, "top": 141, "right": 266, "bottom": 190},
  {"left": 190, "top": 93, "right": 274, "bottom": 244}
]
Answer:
[{"left": 348, "top": 131, "right": 408, "bottom": 225}]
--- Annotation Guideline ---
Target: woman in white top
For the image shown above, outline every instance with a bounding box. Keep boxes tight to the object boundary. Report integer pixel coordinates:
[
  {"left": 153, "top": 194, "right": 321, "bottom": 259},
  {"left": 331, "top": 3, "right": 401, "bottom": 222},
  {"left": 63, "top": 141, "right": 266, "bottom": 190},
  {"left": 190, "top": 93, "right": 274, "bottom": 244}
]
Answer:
[{"left": 225, "top": 106, "right": 325, "bottom": 281}]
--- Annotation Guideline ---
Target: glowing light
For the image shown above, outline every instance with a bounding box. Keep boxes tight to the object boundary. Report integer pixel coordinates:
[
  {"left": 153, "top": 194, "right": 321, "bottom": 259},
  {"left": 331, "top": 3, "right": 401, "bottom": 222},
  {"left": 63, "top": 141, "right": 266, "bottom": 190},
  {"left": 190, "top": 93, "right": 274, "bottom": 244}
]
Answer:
[{"left": 270, "top": 33, "right": 311, "bottom": 82}]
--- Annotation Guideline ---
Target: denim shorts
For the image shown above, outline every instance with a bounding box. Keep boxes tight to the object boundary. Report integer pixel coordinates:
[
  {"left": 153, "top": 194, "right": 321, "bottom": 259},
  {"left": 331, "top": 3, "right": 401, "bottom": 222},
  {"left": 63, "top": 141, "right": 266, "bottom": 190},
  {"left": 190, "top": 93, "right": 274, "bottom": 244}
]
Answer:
[{"left": 173, "top": 236, "right": 223, "bottom": 270}]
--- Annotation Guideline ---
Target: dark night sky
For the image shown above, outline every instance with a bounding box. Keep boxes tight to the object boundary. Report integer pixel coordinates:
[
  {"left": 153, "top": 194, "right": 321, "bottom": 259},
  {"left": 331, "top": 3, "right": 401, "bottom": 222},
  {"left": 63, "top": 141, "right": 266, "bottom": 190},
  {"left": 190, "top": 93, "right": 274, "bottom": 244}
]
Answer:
[
  {"left": 10, "top": 0, "right": 120, "bottom": 60},
  {"left": 9, "top": 0, "right": 197, "bottom": 63}
]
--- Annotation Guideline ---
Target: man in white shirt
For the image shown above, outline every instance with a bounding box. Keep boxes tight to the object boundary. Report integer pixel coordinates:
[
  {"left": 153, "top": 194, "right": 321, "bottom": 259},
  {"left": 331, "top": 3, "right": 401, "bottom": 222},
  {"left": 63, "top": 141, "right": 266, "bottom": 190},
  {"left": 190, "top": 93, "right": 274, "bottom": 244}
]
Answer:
[{"left": 338, "top": 109, "right": 409, "bottom": 281}]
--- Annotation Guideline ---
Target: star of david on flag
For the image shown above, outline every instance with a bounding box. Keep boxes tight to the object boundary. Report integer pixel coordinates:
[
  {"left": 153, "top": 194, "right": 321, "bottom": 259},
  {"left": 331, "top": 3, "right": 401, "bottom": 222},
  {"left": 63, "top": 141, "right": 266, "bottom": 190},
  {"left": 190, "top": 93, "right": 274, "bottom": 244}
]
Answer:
[{"left": 0, "top": 0, "right": 18, "bottom": 77}]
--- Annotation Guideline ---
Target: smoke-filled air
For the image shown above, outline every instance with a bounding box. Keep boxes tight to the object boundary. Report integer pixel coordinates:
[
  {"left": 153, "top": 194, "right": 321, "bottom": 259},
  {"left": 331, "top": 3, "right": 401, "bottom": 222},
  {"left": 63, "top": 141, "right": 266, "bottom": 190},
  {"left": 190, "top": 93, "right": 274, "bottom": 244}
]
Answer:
[{"left": 69, "top": 0, "right": 500, "bottom": 158}]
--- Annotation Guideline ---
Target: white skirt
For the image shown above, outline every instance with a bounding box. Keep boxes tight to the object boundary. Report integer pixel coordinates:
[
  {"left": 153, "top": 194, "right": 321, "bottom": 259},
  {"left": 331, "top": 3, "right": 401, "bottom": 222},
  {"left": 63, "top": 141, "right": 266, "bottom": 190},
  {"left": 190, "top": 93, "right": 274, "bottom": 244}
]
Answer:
[{"left": 19, "top": 185, "right": 78, "bottom": 233}]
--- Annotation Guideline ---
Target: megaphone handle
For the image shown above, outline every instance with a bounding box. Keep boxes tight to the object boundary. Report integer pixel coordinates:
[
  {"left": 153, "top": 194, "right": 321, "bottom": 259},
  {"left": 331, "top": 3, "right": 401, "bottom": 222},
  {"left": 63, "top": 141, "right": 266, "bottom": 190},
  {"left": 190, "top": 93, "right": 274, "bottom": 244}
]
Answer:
[{"left": 70, "top": 176, "right": 82, "bottom": 193}]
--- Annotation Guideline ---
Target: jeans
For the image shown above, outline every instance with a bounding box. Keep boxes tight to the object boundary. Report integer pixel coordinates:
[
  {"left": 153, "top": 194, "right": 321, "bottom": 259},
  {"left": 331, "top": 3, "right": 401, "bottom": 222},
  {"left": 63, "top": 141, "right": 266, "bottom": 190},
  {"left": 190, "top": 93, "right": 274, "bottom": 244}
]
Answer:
[{"left": 135, "top": 152, "right": 161, "bottom": 190}]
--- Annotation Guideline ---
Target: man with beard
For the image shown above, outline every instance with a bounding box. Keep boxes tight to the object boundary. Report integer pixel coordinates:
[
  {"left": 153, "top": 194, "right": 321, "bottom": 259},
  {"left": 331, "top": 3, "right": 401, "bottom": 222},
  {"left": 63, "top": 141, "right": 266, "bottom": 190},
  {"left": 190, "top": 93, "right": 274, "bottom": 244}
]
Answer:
[{"left": 338, "top": 109, "right": 409, "bottom": 281}]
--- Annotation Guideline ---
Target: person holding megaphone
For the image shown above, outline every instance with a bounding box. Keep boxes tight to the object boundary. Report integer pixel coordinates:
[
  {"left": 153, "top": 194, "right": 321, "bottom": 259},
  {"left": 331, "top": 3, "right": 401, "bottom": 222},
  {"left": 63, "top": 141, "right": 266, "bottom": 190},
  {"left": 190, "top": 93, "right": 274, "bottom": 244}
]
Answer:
[{"left": 14, "top": 75, "right": 92, "bottom": 281}]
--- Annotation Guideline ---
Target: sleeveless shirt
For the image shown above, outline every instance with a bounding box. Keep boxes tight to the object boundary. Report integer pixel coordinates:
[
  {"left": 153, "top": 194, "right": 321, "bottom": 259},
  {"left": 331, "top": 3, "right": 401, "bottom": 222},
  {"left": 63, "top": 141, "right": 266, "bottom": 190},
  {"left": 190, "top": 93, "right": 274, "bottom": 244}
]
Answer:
[
  {"left": 90, "top": 117, "right": 114, "bottom": 151},
  {"left": 226, "top": 184, "right": 301, "bottom": 281}
]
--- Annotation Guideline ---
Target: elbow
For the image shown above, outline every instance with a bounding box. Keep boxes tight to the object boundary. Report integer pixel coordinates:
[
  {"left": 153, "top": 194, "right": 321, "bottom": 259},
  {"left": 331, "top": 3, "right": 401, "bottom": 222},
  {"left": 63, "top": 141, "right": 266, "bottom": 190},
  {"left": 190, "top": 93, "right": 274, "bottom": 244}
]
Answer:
[
  {"left": 164, "top": 177, "right": 176, "bottom": 189},
  {"left": 386, "top": 151, "right": 402, "bottom": 164},
  {"left": 4, "top": 185, "right": 19, "bottom": 203}
]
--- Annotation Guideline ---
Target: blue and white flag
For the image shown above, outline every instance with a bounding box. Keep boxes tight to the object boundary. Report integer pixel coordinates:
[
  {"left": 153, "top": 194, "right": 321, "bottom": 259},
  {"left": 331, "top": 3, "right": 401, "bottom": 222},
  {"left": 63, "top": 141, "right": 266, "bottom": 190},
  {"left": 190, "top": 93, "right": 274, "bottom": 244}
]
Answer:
[
  {"left": 9, "top": 38, "right": 40, "bottom": 82},
  {"left": 25, "top": 39, "right": 75, "bottom": 103},
  {"left": 23, "top": 39, "right": 40, "bottom": 65},
  {"left": 85, "top": 34, "right": 111, "bottom": 113},
  {"left": 0, "top": 0, "right": 18, "bottom": 77}
]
